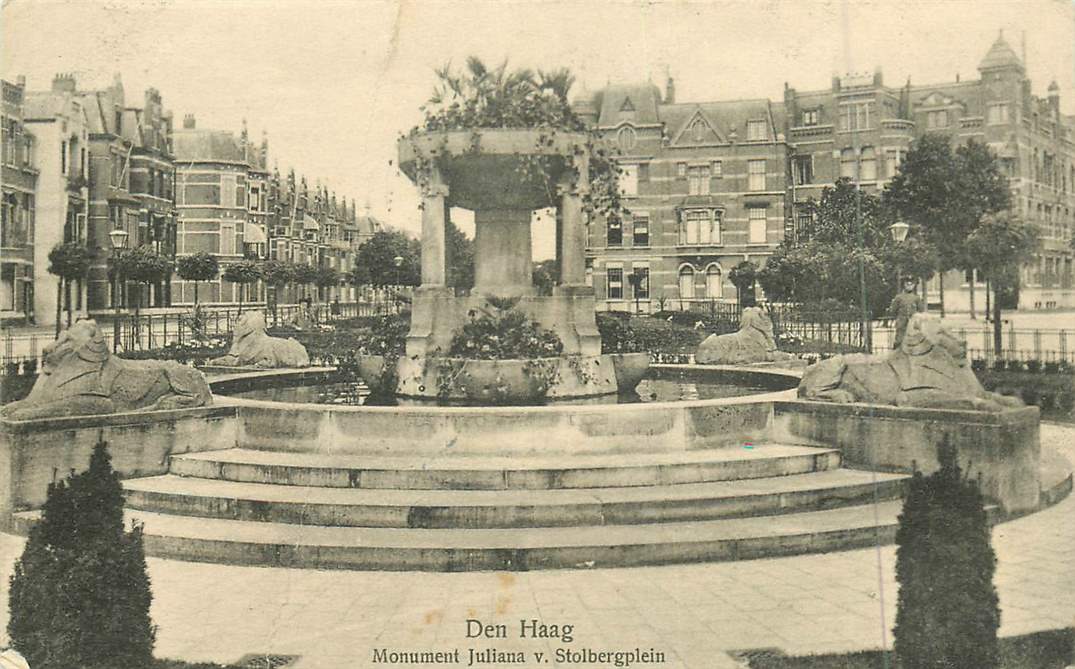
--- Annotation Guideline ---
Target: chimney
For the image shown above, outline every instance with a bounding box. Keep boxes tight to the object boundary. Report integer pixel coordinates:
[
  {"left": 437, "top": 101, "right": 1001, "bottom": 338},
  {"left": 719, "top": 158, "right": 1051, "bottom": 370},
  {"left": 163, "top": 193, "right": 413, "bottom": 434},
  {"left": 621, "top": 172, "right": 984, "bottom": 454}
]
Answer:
[
  {"left": 1048, "top": 81, "right": 1060, "bottom": 117},
  {"left": 182, "top": 114, "right": 195, "bottom": 129},
  {"left": 665, "top": 75, "right": 675, "bottom": 104},
  {"left": 51, "top": 73, "right": 77, "bottom": 93},
  {"left": 15, "top": 75, "right": 25, "bottom": 88}
]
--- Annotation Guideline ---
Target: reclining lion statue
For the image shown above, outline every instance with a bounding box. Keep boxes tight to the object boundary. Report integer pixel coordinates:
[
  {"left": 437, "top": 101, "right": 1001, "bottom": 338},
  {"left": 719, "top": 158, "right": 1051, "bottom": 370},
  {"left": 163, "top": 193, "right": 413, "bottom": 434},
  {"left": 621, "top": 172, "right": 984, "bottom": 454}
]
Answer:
[
  {"left": 696, "top": 307, "right": 796, "bottom": 365},
  {"left": 1, "top": 320, "right": 212, "bottom": 421},
  {"left": 210, "top": 310, "right": 309, "bottom": 368},
  {"left": 798, "top": 313, "right": 1022, "bottom": 411}
]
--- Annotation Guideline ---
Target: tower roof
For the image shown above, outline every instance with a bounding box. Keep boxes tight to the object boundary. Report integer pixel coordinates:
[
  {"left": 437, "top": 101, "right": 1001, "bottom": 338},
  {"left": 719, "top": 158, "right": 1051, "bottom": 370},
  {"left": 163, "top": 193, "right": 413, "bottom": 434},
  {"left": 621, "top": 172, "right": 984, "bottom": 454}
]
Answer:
[{"left": 978, "top": 32, "right": 1023, "bottom": 72}]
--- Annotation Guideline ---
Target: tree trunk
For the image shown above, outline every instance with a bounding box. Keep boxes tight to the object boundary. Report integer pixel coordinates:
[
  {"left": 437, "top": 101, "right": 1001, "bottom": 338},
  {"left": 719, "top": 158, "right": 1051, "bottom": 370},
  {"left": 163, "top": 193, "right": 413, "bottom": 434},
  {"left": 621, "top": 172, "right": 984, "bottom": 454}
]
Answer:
[
  {"left": 194, "top": 281, "right": 199, "bottom": 306},
  {"left": 938, "top": 272, "right": 946, "bottom": 318},
  {"left": 54, "top": 278, "right": 63, "bottom": 338},
  {"left": 238, "top": 283, "right": 244, "bottom": 315},
  {"left": 64, "top": 277, "right": 72, "bottom": 328},
  {"left": 968, "top": 269, "right": 976, "bottom": 319},
  {"left": 985, "top": 278, "right": 991, "bottom": 322}
]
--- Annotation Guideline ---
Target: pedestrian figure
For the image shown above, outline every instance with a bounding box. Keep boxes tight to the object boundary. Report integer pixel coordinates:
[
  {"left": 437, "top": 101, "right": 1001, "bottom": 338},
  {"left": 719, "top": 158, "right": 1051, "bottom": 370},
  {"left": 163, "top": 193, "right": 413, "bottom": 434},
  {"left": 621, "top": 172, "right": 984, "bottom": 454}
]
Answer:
[{"left": 888, "top": 277, "right": 925, "bottom": 350}]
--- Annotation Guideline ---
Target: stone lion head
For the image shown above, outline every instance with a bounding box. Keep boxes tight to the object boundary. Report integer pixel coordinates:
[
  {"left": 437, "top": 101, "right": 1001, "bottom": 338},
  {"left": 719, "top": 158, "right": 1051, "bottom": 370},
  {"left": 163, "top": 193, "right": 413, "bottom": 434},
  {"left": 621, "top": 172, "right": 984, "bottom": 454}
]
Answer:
[
  {"left": 233, "top": 310, "right": 269, "bottom": 340},
  {"left": 41, "top": 319, "right": 110, "bottom": 375},
  {"left": 900, "top": 313, "right": 967, "bottom": 365}
]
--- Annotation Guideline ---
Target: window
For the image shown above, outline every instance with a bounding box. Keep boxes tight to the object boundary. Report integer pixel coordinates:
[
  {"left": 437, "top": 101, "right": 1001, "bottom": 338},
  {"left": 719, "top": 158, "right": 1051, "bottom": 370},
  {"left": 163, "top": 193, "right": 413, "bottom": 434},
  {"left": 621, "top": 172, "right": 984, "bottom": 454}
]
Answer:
[
  {"left": 637, "top": 163, "right": 649, "bottom": 182},
  {"left": 839, "top": 103, "right": 872, "bottom": 131},
  {"left": 840, "top": 148, "right": 857, "bottom": 179},
  {"left": 712, "top": 161, "right": 723, "bottom": 178},
  {"left": 607, "top": 267, "right": 623, "bottom": 299},
  {"left": 927, "top": 110, "right": 949, "bottom": 129},
  {"left": 797, "top": 212, "right": 813, "bottom": 235},
  {"left": 676, "top": 162, "right": 687, "bottom": 178},
  {"left": 678, "top": 266, "right": 695, "bottom": 299},
  {"left": 747, "top": 120, "right": 767, "bottom": 141},
  {"left": 988, "top": 103, "right": 1010, "bottom": 125},
  {"left": 860, "top": 146, "right": 877, "bottom": 181},
  {"left": 235, "top": 182, "right": 246, "bottom": 207},
  {"left": 748, "top": 160, "right": 766, "bottom": 191},
  {"left": 690, "top": 118, "right": 707, "bottom": 142},
  {"left": 793, "top": 155, "right": 813, "bottom": 185},
  {"left": 705, "top": 265, "right": 722, "bottom": 298},
  {"left": 688, "top": 165, "right": 710, "bottom": 195},
  {"left": 618, "top": 164, "right": 638, "bottom": 196},
  {"left": 885, "top": 149, "right": 905, "bottom": 178},
  {"left": 631, "top": 267, "right": 650, "bottom": 299},
  {"left": 61, "top": 141, "right": 68, "bottom": 175},
  {"left": 679, "top": 209, "right": 720, "bottom": 245},
  {"left": 2, "top": 121, "right": 13, "bottom": 165},
  {"left": 607, "top": 216, "right": 623, "bottom": 246},
  {"left": 183, "top": 184, "right": 220, "bottom": 205},
  {"left": 221, "top": 175, "right": 237, "bottom": 207},
  {"left": 617, "top": 126, "right": 637, "bottom": 152},
  {"left": 802, "top": 109, "right": 819, "bottom": 126},
  {"left": 748, "top": 208, "right": 767, "bottom": 243},
  {"left": 632, "top": 215, "right": 649, "bottom": 246},
  {"left": 220, "top": 223, "right": 236, "bottom": 255}
]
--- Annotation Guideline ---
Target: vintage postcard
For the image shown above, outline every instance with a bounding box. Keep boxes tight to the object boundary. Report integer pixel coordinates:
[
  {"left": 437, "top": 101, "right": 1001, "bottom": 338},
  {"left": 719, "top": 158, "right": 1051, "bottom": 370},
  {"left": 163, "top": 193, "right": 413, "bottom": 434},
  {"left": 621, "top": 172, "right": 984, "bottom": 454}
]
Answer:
[{"left": 0, "top": 1, "right": 1073, "bottom": 668}]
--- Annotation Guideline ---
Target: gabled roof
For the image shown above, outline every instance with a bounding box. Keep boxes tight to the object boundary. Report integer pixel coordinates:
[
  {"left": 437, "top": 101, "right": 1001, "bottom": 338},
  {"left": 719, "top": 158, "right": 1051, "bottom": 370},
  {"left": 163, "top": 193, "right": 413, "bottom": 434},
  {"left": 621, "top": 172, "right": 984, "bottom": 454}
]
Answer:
[
  {"left": 660, "top": 99, "right": 776, "bottom": 144},
  {"left": 598, "top": 84, "right": 662, "bottom": 126},
  {"left": 172, "top": 128, "right": 247, "bottom": 163},
  {"left": 669, "top": 107, "right": 726, "bottom": 145},
  {"left": 979, "top": 33, "right": 1023, "bottom": 71}
]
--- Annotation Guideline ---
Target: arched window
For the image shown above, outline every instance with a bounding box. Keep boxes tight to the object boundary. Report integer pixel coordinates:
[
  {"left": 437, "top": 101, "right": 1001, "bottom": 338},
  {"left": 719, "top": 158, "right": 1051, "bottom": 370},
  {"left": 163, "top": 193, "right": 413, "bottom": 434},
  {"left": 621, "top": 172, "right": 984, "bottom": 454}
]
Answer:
[
  {"left": 840, "top": 148, "right": 857, "bottom": 180},
  {"left": 860, "top": 147, "right": 877, "bottom": 181},
  {"left": 678, "top": 265, "right": 696, "bottom": 300},
  {"left": 705, "top": 264, "right": 722, "bottom": 299},
  {"left": 617, "top": 126, "right": 637, "bottom": 152},
  {"left": 690, "top": 118, "right": 707, "bottom": 142}
]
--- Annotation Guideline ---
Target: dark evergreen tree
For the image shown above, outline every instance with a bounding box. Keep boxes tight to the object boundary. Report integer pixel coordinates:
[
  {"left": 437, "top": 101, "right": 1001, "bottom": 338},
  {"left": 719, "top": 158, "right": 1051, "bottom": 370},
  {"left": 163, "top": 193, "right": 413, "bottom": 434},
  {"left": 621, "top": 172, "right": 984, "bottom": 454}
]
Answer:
[
  {"left": 894, "top": 436, "right": 1000, "bottom": 669},
  {"left": 8, "top": 440, "right": 155, "bottom": 669}
]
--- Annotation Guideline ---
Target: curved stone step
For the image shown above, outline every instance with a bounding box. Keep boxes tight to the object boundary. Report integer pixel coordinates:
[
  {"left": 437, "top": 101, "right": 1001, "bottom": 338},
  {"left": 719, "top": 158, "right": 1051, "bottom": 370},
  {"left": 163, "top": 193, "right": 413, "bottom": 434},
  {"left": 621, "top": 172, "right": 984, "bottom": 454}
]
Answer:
[
  {"left": 122, "top": 469, "right": 908, "bottom": 528},
  {"left": 167, "top": 444, "right": 841, "bottom": 490},
  {"left": 10, "top": 501, "right": 907, "bottom": 571}
]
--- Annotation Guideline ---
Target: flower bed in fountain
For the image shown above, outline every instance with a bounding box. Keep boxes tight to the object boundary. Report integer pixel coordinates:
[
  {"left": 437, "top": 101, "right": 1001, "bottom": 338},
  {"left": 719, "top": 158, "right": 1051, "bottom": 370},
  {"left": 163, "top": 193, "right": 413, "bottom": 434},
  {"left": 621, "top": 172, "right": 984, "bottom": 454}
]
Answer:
[{"left": 355, "top": 299, "right": 648, "bottom": 403}]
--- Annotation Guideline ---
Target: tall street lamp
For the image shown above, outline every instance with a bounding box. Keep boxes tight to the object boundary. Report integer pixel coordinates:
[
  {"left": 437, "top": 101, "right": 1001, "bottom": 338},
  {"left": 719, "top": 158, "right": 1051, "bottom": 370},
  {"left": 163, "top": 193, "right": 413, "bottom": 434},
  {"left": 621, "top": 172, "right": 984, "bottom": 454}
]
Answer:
[
  {"left": 109, "top": 228, "right": 129, "bottom": 352},
  {"left": 889, "top": 220, "right": 910, "bottom": 286},
  {"left": 393, "top": 254, "right": 404, "bottom": 313}
]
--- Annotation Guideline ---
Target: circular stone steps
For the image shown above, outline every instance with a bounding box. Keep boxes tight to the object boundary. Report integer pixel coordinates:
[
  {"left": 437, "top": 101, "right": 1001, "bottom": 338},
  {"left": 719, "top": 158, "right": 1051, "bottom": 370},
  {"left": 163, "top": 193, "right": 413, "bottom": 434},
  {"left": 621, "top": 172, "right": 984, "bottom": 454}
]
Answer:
[
  {"left": 10, "top": 501, "right": 909, "bottom": 572},
  {"left": 166, "top": 444, "right": 842, "bottom": 490},
  {"left": 121, "top": 469, "right": 909, "bottom": 529}
]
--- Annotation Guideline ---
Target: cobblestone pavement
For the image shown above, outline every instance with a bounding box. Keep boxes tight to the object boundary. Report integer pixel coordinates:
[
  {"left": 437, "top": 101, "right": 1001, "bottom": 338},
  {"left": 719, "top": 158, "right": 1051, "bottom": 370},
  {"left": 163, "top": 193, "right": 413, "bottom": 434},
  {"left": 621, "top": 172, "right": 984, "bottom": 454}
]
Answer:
[{"left": 0, "top": 424, "right": 1070, "bottom": 669}]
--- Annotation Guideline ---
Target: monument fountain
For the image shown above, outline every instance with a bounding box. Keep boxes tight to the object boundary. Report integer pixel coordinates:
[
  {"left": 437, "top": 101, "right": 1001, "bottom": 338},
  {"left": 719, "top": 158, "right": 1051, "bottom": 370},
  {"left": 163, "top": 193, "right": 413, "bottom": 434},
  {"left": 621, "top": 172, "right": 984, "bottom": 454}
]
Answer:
[{"left": 0, "top": 64, "right": 1068, "bottom": 571}]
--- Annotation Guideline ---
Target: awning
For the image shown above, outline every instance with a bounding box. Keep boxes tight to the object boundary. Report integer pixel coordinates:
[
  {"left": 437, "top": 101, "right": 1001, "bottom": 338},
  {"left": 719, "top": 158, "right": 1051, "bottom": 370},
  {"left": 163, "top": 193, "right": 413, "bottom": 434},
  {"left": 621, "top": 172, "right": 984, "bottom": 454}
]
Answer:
[
  {"left": 243, "top": 222, "right": 267, "bottom": 244},
  {"left": 303, "top": 215, "right": 320, "bottom": 231}
]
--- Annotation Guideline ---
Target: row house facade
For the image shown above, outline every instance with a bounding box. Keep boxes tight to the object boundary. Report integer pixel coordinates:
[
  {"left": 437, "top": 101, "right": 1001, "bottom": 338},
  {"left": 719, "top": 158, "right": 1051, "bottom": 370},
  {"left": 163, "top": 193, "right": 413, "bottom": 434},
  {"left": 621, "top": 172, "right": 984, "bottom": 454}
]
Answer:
[
  {"left": 1, "top": 78, "right": 39, "bottom": 323},
  {"left": 580, "top": 33, "right": 1075, "bottom": 311},
  {"left": 21, "top": 76, "right": 91, "bottom": 327},
  {"left": 573, "top": 83, "right": 789, "bottom": 311}
]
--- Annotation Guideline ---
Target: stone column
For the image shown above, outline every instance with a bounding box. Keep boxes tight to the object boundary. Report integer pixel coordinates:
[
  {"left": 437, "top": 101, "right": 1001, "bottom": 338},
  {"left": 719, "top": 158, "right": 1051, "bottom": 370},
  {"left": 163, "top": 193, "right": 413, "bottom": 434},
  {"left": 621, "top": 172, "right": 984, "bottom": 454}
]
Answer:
[
  {"left": 558, "top": 151, "right": 589, "bottom": 288},
  {"left": 420, "top": 167, "right": 449, "bottom": 287}
]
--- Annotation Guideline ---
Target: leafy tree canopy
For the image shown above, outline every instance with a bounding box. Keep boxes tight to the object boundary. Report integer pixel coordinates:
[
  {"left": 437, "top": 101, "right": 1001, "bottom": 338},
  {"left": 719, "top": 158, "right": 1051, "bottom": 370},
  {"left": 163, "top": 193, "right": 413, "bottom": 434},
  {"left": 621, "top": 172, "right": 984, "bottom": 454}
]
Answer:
[
  {"left": 260, "top": 259, "right": 296, "bottom": 288},
  {"left": 46, "top": 242, "right": 92, "bottom": 280},
  {"left": 221, "top": 259, "right": 261, "bottom": 285},
  {"left": 175, "top": 252, "right": 220, "bottom": 283},
  {"left": 314, "top": 265, "right": 341, "bottom": 288},
  {"left": 113, "top": 245, "right": 172, "bottom": 284},
  {"left": 352, "top": 229, "right": 421, "bottom": 287}
]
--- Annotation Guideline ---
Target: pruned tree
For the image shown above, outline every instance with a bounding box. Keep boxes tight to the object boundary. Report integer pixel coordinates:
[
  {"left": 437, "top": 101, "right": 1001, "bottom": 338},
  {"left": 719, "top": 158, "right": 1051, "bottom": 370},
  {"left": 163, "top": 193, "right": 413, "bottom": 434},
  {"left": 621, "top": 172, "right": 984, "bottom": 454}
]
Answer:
[
  {"left": 965, "top": 212, "right": 1040, "bottom": 354},
  {"left": 221, "top": 259, "right": 262, "bottom": 315},
  {"left": 352, "top": 230, "right": 421, "bottom": 288},
  {"left": 175, "top": 252, "right": 219, "bottom": 306},
  {"left": 46, "top": 242, "right": 91, "bottom": 336},
  {"left": 260, "top": 259, "right": 296, "bottom": 325},
  {"left": 112, "top": 245, "right": 171, "bottom": 320},
  {"left": 728, "top": 260, "right": 758, "bottom": 310}
]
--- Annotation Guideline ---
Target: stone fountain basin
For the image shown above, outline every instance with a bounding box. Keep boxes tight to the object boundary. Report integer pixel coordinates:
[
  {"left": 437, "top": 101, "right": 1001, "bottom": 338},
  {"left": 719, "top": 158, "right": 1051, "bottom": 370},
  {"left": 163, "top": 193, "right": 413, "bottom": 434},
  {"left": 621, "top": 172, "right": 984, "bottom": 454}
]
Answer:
[
  {"left": 398, "top": 129, "right": 589, "bottom": 210},
  {"left": 355, "top": 353, "right": 650, "bottom": 402}
]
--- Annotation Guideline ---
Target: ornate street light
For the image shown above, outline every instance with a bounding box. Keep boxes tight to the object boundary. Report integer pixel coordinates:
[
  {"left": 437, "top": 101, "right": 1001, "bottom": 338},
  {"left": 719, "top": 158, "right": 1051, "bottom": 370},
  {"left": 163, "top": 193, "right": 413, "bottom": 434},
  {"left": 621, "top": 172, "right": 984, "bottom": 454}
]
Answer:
[
  {"left": 109, "top": 228, "right": 129, "bottom": 352},
  {"left": 392, "top": 254, "right": 404, "bottom": 313},
  {"left": 889, "top": 220, "right": 909, "bottom": 243}
]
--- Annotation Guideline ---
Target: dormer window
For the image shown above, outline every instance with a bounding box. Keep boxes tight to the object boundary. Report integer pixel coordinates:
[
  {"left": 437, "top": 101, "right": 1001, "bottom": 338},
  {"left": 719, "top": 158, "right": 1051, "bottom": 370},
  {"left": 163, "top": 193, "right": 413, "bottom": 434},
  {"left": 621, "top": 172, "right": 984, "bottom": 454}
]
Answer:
[
  {"left": 747, "top": 120, "right": 767, "bottom": 141},
  {"left": 616, "top": 126, "right": 637, "bottom": 152},
  {"left": 690, "top": 118, "right": 707, "bottom": 142},
  {"left": 802, "top": 109, "right": 819, "bottom": 126}
]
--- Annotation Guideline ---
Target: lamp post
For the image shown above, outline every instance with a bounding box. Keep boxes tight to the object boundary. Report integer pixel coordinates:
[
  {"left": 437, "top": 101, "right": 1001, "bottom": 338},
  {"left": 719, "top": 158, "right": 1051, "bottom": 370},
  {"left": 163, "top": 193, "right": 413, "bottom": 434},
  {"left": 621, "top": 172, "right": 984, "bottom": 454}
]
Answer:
[
  {"left": 627, "top": 270, "right": 644, "bottom": 315},
  {"left": 392, "top": 254, "right": 404, "bottom": 313},
  {"left": 108, "top": 228, "right": 129, "bottom": 352},
  {"left": 889, "top": 220, "right": 910, "bottom": 286}
]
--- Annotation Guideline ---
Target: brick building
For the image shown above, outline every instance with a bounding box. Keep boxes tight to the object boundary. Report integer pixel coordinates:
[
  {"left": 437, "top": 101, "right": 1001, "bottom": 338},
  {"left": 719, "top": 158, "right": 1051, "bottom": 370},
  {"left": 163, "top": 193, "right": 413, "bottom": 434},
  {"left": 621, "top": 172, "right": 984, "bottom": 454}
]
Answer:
[
  {"left": 22, "top": 75, "right": 91, "bottom": 327},
  {"left": 1, "top": 78, "right": 39, "bottom": 323},
  {"left": 580, "top": 33, "right": 1075, "bottom": 311}
]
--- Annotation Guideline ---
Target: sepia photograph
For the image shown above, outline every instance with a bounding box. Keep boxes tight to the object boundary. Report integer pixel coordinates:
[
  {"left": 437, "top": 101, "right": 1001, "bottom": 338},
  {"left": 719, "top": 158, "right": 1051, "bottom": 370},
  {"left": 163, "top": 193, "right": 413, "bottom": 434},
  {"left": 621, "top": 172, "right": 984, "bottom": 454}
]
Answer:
[{"left": 0, "top": 0, "right": 1073, "bottom": 667}]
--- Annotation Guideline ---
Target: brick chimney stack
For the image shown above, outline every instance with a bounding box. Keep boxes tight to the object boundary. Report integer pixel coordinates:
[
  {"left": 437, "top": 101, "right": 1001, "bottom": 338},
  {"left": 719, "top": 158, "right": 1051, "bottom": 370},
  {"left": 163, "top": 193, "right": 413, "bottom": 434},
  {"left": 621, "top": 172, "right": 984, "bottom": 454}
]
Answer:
[
  {"left": 183, "top": 114, "right": 196, "bottom": 129},
  {"left": 51, "top": 73, "right": 77, "bottom": 93},
  {"left": 665, "top": 75, "right": 675, "bottom": 104}
]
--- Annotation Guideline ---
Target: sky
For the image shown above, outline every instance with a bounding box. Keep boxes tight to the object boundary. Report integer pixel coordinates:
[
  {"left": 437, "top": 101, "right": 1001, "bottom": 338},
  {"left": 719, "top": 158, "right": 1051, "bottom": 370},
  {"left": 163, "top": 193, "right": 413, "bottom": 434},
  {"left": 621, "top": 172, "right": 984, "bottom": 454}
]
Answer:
[{"left": 3, "top": 0, "right": 1074, "bottom": 258}]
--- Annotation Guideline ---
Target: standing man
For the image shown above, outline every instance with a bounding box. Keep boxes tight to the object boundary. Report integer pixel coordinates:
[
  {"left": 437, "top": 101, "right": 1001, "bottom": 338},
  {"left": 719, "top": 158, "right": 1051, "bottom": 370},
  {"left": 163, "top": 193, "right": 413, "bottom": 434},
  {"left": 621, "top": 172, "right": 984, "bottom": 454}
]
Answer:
[{"left": 888, "top": 277, "right": 925, "bottom": 350}]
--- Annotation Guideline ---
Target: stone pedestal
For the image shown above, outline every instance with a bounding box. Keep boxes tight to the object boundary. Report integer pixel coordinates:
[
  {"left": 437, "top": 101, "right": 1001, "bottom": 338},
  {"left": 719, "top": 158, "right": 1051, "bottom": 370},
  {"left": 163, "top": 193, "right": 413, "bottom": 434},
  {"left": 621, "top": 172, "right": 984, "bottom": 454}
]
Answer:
[{"left": 473, "top": 209, "right": 533, "bottom": 297}]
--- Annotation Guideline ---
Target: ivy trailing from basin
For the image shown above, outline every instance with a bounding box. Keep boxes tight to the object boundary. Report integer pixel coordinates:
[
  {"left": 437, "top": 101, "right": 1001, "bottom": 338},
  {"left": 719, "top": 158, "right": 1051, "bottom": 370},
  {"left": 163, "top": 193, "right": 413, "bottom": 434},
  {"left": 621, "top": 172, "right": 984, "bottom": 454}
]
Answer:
[{"left": 448, "top": 297, "right": 563, "bottom": 360}]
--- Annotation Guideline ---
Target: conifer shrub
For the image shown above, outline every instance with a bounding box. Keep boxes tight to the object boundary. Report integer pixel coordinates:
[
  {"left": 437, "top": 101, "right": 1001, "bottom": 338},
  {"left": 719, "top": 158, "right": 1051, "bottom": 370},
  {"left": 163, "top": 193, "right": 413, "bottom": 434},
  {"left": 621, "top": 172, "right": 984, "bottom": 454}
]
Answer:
[
  {"left": 8, "top": 439, "right": 155, "bottom": 669},
  {"left": 893, "top": 435, "right": 1000, "bottom": 669}
]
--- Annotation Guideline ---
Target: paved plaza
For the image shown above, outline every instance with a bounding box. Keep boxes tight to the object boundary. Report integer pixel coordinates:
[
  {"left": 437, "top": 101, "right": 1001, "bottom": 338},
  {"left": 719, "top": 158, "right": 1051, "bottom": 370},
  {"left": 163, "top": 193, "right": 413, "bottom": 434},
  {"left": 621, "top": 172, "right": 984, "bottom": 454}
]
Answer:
[{"left": 0, "top": 424, "right": 1070, "bottom": 669}]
